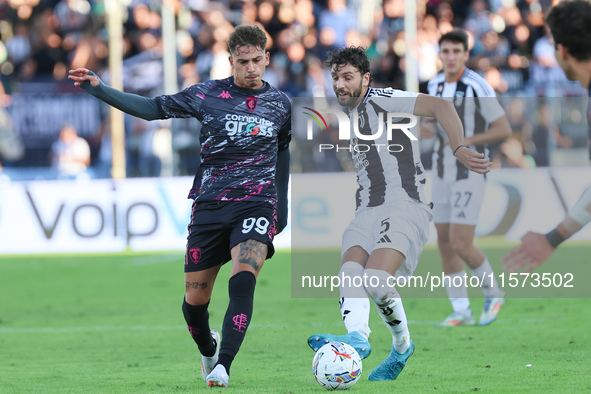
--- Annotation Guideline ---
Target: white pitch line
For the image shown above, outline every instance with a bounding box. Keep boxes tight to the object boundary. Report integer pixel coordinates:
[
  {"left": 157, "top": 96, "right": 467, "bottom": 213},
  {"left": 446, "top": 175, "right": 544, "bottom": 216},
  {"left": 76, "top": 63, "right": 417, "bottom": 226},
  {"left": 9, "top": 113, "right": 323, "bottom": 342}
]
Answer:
[{"left": 0, "top": 317, "right": 568, "bottom": 334}]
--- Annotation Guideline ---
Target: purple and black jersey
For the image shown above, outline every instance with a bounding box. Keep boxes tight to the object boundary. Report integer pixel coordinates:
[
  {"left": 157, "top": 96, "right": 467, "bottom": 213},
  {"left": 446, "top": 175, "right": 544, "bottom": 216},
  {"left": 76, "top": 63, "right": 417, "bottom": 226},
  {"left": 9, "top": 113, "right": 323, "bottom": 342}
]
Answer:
[{"left": 155, "top": 76, "right": 291, "bottom": 202}]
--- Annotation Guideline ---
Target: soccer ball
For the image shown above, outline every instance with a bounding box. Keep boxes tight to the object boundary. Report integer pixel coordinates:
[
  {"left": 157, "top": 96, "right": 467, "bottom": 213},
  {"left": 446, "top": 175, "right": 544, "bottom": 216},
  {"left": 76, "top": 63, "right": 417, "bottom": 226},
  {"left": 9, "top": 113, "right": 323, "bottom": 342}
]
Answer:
[{"left": 312, "top": 342, "right": 362, "bottom": 390}]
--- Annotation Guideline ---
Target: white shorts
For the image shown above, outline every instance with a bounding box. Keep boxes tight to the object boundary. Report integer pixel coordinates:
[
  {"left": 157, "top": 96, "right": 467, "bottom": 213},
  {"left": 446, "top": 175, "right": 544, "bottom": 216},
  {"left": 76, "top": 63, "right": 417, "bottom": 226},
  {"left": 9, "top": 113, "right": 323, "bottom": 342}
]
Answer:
[
  {"left": 431, "top": 175, "right": 486, "bottom": 225},
  {"left": 342, "top": 201, "right": 431, "bottom": 278}
]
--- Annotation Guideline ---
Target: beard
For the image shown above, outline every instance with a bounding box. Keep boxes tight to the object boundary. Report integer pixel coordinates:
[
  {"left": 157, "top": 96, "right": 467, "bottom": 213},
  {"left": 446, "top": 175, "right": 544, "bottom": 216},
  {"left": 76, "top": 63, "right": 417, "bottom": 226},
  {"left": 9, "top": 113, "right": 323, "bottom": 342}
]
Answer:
[{"left": 336, "top": 82, "right": 364, "bottom": 108}]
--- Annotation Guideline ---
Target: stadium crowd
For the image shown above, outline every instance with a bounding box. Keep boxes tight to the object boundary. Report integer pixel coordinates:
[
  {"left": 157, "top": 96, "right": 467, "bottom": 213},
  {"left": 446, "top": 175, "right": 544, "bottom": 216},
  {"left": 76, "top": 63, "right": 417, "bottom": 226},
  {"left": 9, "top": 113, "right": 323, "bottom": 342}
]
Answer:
[{"left": 0, "top": 0, "right": 587, "bottom": 177}]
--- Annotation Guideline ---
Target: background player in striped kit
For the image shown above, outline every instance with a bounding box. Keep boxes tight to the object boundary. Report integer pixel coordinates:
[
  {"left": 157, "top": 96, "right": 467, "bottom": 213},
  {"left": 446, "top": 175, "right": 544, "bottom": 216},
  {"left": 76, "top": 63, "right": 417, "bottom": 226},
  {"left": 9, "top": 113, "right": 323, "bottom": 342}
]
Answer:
[
  {"left": 503, "top": 0, "right": 591, "bottom": 272},
  {"left": 69, "top": 25, "right": 291, "bottom": 388},
  {"left": 307, "top": 46, "right": 490, "bottom": 382},
  {"left": 421, "top": 28, "right": 511, "bottom": 327}
]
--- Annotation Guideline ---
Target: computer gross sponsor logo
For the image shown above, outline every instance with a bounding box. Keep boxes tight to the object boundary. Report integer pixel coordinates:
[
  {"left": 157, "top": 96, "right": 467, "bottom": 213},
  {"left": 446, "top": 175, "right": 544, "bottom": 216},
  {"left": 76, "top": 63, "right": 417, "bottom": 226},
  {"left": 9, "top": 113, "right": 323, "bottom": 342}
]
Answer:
[{"left": 223, "top": 114, "right": 273, "bottom": 137}]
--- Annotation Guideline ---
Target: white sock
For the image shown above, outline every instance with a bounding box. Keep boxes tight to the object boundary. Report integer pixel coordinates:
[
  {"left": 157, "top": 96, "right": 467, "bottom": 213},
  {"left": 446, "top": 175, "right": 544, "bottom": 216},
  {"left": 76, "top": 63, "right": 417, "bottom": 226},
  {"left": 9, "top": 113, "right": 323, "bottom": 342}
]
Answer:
[
  {"left": 339, "top": 261, "right": 371, "bottom": 338},
  {"left": 444, "top": 270, "right": 471, "bottom": 316},
  {"left": 364, "top": 268, "right": 410, "bottom": 353},
  {"left": 471, "top": 258, "right": 504, "bottom": 298}
]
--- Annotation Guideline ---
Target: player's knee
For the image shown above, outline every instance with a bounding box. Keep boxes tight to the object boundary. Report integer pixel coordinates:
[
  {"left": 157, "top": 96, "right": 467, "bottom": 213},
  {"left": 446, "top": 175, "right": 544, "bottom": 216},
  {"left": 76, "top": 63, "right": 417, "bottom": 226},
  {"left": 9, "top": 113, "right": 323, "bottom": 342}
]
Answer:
[
  {"left": 339, "top": 261, "right": 367, "bottom": 298},
  {"left": 184, "top": 289, "right": 210, "bottom": 306},
  {"left": 451, "top": 237, "right": 473, "bottom": 257}
]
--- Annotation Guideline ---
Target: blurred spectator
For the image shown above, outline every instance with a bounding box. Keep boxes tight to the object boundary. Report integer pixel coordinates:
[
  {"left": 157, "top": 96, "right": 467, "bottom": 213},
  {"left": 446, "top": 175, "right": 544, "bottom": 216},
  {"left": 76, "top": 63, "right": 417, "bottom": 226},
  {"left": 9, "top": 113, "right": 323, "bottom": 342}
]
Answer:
[
  {"left": 4, "top": 23, "right": 31, "bottom": 72},
  {"left": 0, "top": 78, "right": 11, "bottom": 108},
  {"left": 54, "top": 0, "right": 90, "bottom": 34},
  {"left": 380, "top": 0, "right": 405, "bottom": 40},
  {"left": 49, "top": 125, "right": 90, "bottom": 179},
  {"left": 0, "top": 80, "right": 24, "bottom": 165},
  {"left": 318, "top": 0, "right": 357, "bottom": 48},
  {"left": 531, "top": 27, "right": 568, "bottom": 84},
  {"left": 95, "top": 120, "right": 112, "bottom": 178},
  {"left": 477, "top": 31, "right": 510, "bottom": 69},
  {"left": 539, "top": 103, "right": 573, "bottom": 150},
  {"left": 505, "top": 98, "right": 534, "bottom": 155},
  {"left": 484, "top": 66, "right": 509, "bottom": 93},
  {"left": 0, "top": 0, "right": 588, "bottom": 175},
  {"left": 138, "top": 119, "right": 173, "bottom": 178},
  {"left": 464, "top": 0, "right": 492, "bottom": 41}
]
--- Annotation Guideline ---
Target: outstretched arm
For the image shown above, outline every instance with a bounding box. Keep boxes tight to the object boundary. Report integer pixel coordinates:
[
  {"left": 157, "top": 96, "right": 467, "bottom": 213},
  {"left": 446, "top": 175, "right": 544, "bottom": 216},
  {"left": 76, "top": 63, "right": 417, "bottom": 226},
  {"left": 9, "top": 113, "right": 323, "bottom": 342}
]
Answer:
[
  {"left": 503, "top": 185, "right": 591, "bottom": 272},
  {"left": 69, "top": 68, "right": 161, "bottom": 121},
  {"left": 414, "top": 94, "right": 491, "bottom": 174},
  {"left": 275, "top": 148, "right": 290, "bottom": 235}
]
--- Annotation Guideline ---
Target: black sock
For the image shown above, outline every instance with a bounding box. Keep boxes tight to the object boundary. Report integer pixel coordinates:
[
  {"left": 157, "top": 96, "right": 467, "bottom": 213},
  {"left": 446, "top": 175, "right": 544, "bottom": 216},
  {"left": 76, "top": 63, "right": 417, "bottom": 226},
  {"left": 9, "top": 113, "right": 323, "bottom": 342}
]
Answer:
[
  {"left": 217, "top": 271, "right": 256, "bottom": 375},
  {"left": 182, "top": 299, "right": 216, "bottom": 357}
]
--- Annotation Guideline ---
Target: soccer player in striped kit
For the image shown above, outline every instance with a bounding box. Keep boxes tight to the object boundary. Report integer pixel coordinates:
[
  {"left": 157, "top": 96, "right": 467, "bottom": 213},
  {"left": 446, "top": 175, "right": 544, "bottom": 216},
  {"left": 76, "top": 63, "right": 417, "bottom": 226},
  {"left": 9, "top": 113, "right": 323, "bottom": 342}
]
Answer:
[
  {"left": 422, "top": 28, "right": 511, "bottom": 327},
  {"left": 69, "top": 25, "right": 291, "bottom": 388},
  {"left": 503, "top": 1, "right": 591, "bottom": 272},
  {"left": 307, "top": 46, "right": 490, "bottom": 381}
]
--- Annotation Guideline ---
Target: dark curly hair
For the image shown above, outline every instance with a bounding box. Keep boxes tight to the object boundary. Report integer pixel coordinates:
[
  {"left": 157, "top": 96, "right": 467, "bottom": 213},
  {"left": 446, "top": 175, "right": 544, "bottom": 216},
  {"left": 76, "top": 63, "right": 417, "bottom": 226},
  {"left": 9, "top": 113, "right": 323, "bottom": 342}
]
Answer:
[
  {"left": 227, "top": 25, "right": 267, "bottom": 55},
  {"left": 545, "top": 0, "right": 591, "bottom": 61},
  {"left": 438, "top": 28, "right": 469, "bottom": 51},
  {"left": 324, "top": 47, "right": 372, "bottom": 83}
]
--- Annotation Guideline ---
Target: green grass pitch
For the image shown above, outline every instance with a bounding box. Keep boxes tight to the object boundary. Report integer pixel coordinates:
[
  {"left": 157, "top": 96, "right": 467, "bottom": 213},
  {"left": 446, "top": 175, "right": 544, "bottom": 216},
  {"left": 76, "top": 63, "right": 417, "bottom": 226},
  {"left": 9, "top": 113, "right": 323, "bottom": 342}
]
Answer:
[{"left": 0, "top": 241, "right": 590, "bottom": 393}]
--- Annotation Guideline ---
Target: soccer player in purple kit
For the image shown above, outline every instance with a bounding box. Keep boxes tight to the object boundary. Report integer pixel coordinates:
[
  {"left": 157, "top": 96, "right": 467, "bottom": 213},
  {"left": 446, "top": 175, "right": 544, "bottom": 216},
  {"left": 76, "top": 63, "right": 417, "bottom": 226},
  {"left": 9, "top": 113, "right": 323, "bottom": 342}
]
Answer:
[
  {"left": 69, "top": 25, "right": 291, "bottom": 388},
  {"left": 503, "top": 0, "right": 591, "bottom": 273}
]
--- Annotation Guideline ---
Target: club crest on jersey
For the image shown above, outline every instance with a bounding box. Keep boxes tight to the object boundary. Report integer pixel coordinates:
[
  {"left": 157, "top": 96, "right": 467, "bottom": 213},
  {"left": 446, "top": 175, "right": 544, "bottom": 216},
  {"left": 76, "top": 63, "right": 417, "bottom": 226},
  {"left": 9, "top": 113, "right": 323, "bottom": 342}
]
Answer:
[
  {"left": 246, "top": 97, "right": 258, "bottom": 112},
  {"left": 437, "top": 84, "right": 444, "bottom": 96},
  {"left": 189, "top": 248, "right": 201, "bottom": 264},
  {"left": 454, "top": 91, "right": 465, "bottom": 107},
  {"left": 358, "top": 110, "right": 366, "bottom": 128}
]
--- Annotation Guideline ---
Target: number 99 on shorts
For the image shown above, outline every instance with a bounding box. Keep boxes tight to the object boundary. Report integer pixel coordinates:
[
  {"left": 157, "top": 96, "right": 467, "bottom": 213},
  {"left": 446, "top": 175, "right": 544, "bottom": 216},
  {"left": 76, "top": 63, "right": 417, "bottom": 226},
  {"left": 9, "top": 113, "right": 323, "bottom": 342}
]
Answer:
[{"left": 242, "top": 217, "right": 270, "bottom": 235}]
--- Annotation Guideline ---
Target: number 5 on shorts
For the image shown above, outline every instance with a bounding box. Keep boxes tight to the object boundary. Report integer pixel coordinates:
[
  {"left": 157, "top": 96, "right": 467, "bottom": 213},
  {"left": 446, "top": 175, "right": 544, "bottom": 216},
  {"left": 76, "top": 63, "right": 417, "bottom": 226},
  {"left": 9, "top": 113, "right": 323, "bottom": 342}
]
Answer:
[{"left": 242, "top": 217, "right": 270, "bottom": 235}]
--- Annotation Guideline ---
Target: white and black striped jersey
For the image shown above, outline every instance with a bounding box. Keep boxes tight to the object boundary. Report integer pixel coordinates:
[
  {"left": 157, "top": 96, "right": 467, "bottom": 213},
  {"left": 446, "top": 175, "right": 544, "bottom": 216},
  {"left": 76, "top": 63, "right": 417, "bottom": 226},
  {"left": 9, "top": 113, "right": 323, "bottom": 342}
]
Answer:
[
  {"left": 426, "top": 68, "right": 504, "bottom": 180},
  {"left": 349, "top": 87, "right": 430, "bottom": 213}
]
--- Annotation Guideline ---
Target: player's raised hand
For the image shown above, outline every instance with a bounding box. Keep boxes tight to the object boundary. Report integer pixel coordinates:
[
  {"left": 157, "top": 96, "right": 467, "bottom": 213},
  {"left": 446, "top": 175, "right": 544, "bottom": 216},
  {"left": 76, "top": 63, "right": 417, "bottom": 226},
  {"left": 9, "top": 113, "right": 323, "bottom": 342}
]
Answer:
[
  {"left": 453, "top": 146, "right": 491, "bottom": 174},
  {"left": 502, "top": 231, "right": 555, "bottom": 273},
  {"left": 68, "top": 68, "right": 100, "bottom": 87}
]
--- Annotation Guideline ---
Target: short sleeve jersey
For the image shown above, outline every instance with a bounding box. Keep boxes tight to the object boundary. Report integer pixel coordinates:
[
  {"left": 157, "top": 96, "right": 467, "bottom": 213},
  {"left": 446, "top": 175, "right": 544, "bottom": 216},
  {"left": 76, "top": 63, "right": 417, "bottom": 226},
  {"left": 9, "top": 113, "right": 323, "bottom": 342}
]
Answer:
[
  {"left": 155, "top": 77, "right": 292, "bottom": 203},
  {"left": 427, "top": 68, "right": 505, "bottom": 180},
  {"left": 350, "top": 87, "right": 430, "bottom": 212}
]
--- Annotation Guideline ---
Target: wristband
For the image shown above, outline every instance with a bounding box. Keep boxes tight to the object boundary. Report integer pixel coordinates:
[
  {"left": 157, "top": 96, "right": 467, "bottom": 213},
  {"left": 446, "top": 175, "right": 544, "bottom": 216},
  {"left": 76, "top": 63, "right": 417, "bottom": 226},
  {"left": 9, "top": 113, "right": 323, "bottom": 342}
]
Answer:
[
  {"left": 545, "top": 228, "right": 566, "bottom": 248},
  {"left": 453, "top": 145, "right": 465, "bottom": 156}
]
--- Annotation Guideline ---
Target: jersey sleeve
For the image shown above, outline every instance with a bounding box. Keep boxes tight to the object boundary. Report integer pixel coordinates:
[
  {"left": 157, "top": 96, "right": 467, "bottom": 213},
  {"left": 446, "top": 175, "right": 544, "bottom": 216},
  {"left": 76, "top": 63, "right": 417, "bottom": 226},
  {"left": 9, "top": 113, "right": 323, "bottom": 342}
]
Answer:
[
  {"left": 155, "top": 84, "right": 206, "bottom": 119},
  {"left": 277, "top": 95, "right": 292, "bottom": 151},
  {"left": 370, "top": 88, "right": 419, "bottom": 115},
  {"left": 473, "top": 80, "right": 505, "bottom": 123}
]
